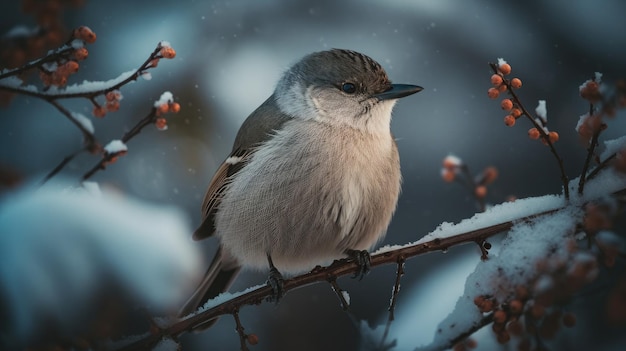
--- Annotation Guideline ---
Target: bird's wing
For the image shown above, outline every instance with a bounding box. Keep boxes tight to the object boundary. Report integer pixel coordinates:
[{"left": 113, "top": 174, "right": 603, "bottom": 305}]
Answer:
[
  {"left": 192, "top": 95, "right": 292, "bottom": 240},
  {"left": 192, "top": 148, "right": 250, "bottom": 240}
]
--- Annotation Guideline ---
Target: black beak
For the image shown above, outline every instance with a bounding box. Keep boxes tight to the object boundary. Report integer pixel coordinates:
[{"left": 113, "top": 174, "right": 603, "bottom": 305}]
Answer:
[{"left": 375, "top": 84, "right": 423, "bottom": 101}]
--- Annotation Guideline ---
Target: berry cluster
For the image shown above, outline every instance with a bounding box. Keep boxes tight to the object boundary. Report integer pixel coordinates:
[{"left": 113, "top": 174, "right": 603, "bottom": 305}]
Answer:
[
  {"left": 154, "top": 100, "right": 181, "bottom": 131},
  {"left": 488, "top": 59, "right": 559, "bottom": 146},
  {"left": 471, "top": 246, "right": 598, "bottom": 350},
  {"left": 89, "top": 42, "right": 177, "bottom": 119},
  {"left": 441, "top": 155, "right": 498, "bottom": 211},
  {"left": 38, "top": 26, "right": 95, "bottom": 88}
]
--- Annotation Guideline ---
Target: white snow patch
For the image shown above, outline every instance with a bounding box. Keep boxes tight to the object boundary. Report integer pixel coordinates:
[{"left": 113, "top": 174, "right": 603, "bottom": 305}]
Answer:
[
  {"left": 141, "top": 71, "right": 152, "bottom": 81},
  {"left": 155, "top": 91, "right": 174, "bottom": 107},
  {"left": 0, "top": 180, "right": 201, "bottom": 346},
  {"left": 0, "top": 76, "right": 38, "bottom": 92},
  {"left": 535, "top": 99, "right": 547, "bottom": 120},
  {"left": 70, "top": 111, "right": 94, "bottom": 134},
  {"left": 601, "top": 136, "right": 626, "bottom": 160},
  {"left": 81, "top": 181, "right": 101, "bottom": 197},
  {"left": 104, "top": 139, "right": 127, "bottom": 154},
  {"left": 48, "top": 70, "right": 136, "bottom": 95},
  {"left": 575, "top": 113, "right": 589, "bottom": 133},
  {"left": 341, "top": 290, "right": 351, "bottom": 306},
  {"left": 442, "top": 154, "right": 462, "bottom": 167},
  {"left": 594, "top": 72, "right": 603, "bottom": 83},
  {"left": 152, "top": 337, "right": 179, "bottom": 351}
]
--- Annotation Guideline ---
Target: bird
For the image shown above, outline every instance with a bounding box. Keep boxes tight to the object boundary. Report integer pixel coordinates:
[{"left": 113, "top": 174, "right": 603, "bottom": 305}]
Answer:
[{"left": 179, "top": 49, "right": 422, "bottom": 322}]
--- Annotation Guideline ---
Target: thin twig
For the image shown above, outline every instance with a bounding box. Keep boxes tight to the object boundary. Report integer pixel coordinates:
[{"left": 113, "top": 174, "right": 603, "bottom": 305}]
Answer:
[
  {"left": 81, "top": 107, "right": 158, "bottom": 181},
  {"left": 232, "top": 308, "right": 250, "bottom": 351},
  {"left": 0, "top": 44, "right": 165, "bottom": 100},
  {"left": 379, "top": 257, "right": 405, "bottom": 350},
  {"left": 47, "top": 99, "right": 98, "bottom": 147},
  {"left": 40, "top": 148, "right": 87, "bottom": 185},
  {"left": 446, "top": 313, "right": 494, "bottom": 351},
  {"left": 0, "top": 39, "right": 76, "bottom": 80},
  {"left": 587, "top": 152, "right": 618, "bottom": 181},
  {"left": 328, "top": 277, "right": 350, "bottom": 311}
]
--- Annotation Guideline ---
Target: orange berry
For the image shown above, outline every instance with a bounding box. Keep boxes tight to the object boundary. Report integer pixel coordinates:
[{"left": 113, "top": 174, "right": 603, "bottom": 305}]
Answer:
[
  {"left": 160, "top": 46, "right": 176, "bottom": 59},
  {"left": 491, "top": 74, "right": 503, "bottom": 86},
  {"left": 498, "top": 84, "right": 508, "bottom": 92},
  {"left": 493, "top": 310, "right": 507, "bottom": 324},
  {"left": 515, "top": 286, "right": 529, "bottom": 301},
  {"left": 158, "top": 103, "right": 169, "bottom": 115},
  {"left": 65, "top": 61, "right": 79, "bottom": 74},
  {"left": 170, "top": 102, "right": 181, "bottom": 113},
  {"left": 106, "top": 100, "right": 120, "bottom": 112},
  {"left": 155, "top": 117, "right": 168, "bottom": 130},
  {"left": 487, "top": 87, "right": 500, "bottom": 99},
  {"left": 106, "top": 90, "right": 121, "bottom": 101},
  {"left": 475, "top": 185, "right": 487, "bottom": 199},
  {"left": 441, "top": 169, "right": 456, "bottom": 183},
  {"left": 504, "top": 115, "right": 516, "bottom": 127},
  {"left": 511, "top": 108, "right": 522, "bottom": 118},
  {"left": 501, "top": 99, "right": 513, "bottom": 111},
  {"left": 247, "top": 334, "right": 259, "bottom": 345},
  {"left": 548, "top": 131, "right": 559, "bottom": 143},
  {"left": 93, "top": 105, "right": 107, "bottom": 118},
  {"left": 149, "top": 58, "right": 159, "bottom": 68},
  {"left": 509, "top": 299, "right": 524, "bottom": 314},
  {"left": 528, "top": 128, "right": 540, "bottom": 140},
  {"left": 473, "top": 295, "right": 485, "bottom": 307},
  {"left": 73, "top": 47, "right": 89, "bottom": 60},
  {"left": 580, "top": 81, "right": 600, "bottom": 102},
  {"left": 52, "top": 74, "right": 68, "bottom": 87},
  {"left": 511, "top": 78, "right": 522, "bottom": 89},
  {"left": 75, "top": 26, "right": 96, "bottom": 43},
  {"left": 498, "top": 63, "right": 512, "bottom": 75}
]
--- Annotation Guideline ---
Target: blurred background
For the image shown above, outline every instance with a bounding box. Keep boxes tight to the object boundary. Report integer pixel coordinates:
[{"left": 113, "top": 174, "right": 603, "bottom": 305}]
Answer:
[{"left": 1, "top": 0, "right": 625, "bottom": 350}]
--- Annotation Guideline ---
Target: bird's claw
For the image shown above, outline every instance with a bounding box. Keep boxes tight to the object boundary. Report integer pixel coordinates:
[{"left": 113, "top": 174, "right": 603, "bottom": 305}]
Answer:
[{"left": 345, "top": 249, "right": 371, "bottom": 280}]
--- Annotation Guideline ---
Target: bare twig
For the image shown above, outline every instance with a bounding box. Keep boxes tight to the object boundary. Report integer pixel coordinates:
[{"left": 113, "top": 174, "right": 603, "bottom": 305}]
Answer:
[
  {"left": 81, "top": 107, "right": 159, "bottom": 181},
  {"left": 586, "top": 152, "right": 618, "bottom": 181},
  {"left": 379, "top": 257, "right": 405, "bottom": 349},
  {"left": 40, "top": 148, "right": 87, "bottom": 184},
  {"left": 0, "top": 43, "right": 166, "bottom": 100},
  {"left": 328, "top": 277, "right": 350, "bottom": 311},
  {"left": 232, "top": 308, "right": 250, "bottom": 351}
]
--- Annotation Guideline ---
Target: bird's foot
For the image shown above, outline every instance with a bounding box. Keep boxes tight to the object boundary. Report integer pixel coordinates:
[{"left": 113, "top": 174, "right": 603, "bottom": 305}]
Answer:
[
  {"left": 266, "top": 255, "right": 285, "bottom": 303},
  {"left": 345, "top": 249, "right": 371, "bottom": 280}
]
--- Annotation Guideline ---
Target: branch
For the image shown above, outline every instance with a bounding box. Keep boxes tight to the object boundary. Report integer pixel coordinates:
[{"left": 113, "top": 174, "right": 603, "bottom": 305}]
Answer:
[
  {"left": 116, "top": 208, "right": 562, "bottom": 351},
  {"left": 0, "top": 43, "right": 166, "bottom": 100},
  {"left": 80, "top": 96, "right": 180, "bottom": 181}
]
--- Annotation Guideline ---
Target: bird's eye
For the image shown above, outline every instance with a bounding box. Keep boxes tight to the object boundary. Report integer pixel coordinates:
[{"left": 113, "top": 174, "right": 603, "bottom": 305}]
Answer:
[{"left": 341, "top": 82, "right": 357, "bottom": 94}]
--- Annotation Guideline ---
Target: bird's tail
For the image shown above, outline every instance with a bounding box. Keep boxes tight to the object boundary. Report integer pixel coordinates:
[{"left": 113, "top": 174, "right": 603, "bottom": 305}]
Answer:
[{"left": 178, "top": 247, "right": 241, "bottom": 326}]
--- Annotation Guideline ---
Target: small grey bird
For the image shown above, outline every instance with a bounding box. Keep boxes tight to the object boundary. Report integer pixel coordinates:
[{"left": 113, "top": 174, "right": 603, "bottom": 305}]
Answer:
[{"left": 180, "top": 49, "right": 422, "bottom": 320}]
